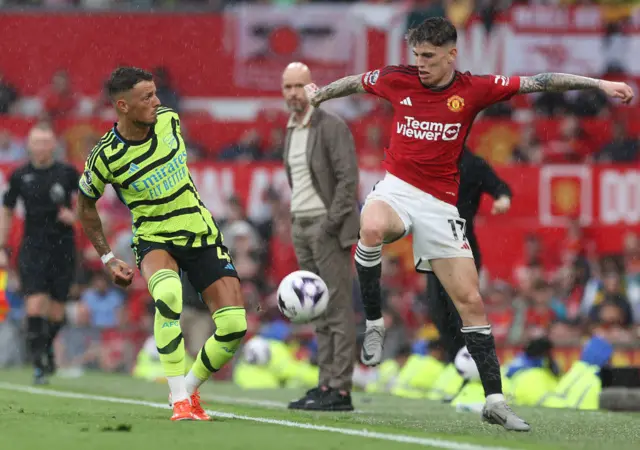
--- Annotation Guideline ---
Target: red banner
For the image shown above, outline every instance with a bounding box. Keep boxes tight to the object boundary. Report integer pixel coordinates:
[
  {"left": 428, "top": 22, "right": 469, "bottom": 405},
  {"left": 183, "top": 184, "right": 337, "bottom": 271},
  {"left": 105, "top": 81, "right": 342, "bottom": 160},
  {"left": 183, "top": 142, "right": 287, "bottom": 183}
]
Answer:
[
  {"left": 232, "top": 5, "right": 367, "bottom": 90},
  {"left": 0, "top": 161, "right": 636, "bottom": 279},
  {"left": 3, "top": 7, "right": 640, "bottom": 100},
  {"left": 0, "top": 13, "right": 237, "bottom": 97},
  {"left": 0, "top": 10, "right": 383, "bottom": 97}
]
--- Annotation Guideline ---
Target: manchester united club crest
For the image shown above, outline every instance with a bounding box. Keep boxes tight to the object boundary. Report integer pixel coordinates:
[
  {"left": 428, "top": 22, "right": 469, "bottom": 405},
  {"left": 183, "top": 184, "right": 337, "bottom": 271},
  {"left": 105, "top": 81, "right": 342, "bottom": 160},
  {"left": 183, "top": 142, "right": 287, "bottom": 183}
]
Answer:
[{"left": 447, "top": 95, "right": 464, "bottom": 112}]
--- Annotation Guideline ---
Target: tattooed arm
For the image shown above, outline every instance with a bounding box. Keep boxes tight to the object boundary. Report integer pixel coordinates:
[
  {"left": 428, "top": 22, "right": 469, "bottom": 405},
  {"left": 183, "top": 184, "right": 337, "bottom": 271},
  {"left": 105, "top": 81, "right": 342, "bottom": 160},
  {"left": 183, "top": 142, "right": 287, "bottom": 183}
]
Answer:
[
  {"left": 77, "top": 193, "right": 111, "bottom": 257},
  {"left": 519, "top": 73, "right": 634, "bottom": 103},
  {"left": 307, "top": 74, "right": 366, "bottom": 107},
  {"left": 518, "top": 73, "right": 600, "bottom": 93},
  {"left": 77, "top": 193, "right": 134, "bottom": 286}
]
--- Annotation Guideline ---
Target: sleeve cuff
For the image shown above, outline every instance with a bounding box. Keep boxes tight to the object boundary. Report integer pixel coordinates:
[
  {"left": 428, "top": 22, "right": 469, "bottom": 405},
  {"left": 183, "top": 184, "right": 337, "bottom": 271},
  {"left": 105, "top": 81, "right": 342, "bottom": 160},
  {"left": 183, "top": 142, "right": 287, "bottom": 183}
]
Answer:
[{"left": 79, "top": 185, "right": 99, "bottom": 200}]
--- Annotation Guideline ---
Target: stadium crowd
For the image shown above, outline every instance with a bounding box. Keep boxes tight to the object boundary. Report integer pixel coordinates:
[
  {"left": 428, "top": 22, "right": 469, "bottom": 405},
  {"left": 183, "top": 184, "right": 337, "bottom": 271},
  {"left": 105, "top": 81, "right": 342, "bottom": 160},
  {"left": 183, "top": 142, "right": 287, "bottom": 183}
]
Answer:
[
  {"left": 1, "top": 105, "right": 639, "bottom": 376},
  {"left": 0, "top": 2, "right": 639, "bottom": 384}
]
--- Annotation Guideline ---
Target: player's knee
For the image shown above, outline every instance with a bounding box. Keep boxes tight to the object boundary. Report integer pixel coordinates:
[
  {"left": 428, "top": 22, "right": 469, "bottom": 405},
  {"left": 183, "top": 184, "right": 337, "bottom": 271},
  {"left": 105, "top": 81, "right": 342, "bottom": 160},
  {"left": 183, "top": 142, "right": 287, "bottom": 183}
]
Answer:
[
  {"left": 459, "top": 290, "right": 483, "bottom": 307},
  {"left": 456, "top": 290, "right": 487, "bottom": 323},
  {"left": 48, "top": 302, "right": 66, "bottom": 322},
  {"left": 359, "top": 219, "right": 386, "bottom": 246},
  {"left": 213, "top": 307, "right": 247, "bottom": 354},
  {"left": 25, "top": 294, "right": 49, "bottom": 316},
  {"left": 149, "top": 269, "right": 183, "bottom": 318}
]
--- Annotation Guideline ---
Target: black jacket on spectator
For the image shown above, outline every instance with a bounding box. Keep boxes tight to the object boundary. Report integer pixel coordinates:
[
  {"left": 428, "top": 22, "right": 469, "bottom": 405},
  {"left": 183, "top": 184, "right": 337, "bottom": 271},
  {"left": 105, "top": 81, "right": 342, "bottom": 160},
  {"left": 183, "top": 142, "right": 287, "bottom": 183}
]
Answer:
[
  {"left": 0, "top": 81, "right": 17, "bottom": 114},
  {"left": 457, "top": 148, "right": 512, "bottom": 270}
]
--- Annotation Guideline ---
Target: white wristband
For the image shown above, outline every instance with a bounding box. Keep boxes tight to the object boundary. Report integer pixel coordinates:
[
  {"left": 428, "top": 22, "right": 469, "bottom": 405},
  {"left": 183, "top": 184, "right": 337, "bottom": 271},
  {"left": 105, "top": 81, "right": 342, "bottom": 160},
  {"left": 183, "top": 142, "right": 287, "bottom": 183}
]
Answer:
[{"left": 101, "top": 252, "right": 115, "bottom": 265}]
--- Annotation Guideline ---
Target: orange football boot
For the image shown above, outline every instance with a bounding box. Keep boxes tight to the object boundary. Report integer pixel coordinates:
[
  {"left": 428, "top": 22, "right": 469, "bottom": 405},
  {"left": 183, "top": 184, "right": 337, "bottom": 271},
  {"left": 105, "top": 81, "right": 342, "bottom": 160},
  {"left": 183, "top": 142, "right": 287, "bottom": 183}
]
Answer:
[
  {"left": 171, "top": 399, "right": 196, "bottom": 421},
  {"left": 190, "top": 392, "right": 211, "bottom": 421}
]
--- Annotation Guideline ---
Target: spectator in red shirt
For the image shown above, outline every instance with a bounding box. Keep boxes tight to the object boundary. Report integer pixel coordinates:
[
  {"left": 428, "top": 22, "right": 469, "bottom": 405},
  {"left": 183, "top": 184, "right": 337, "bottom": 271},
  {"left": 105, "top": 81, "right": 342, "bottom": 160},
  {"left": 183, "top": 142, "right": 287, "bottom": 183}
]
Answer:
[
  {"left": 543, "top": 116, "right": 592, "bottom": 163},
  {"left": 623, "top": 232, "right": 640, "bottom": 276},
  {"left": 592, "top": 299, "right": 635, "bottom": 345},
  {"left": 526, "top": 280, "right": 557, "bottom": 340},
  {"left": 485, "top": 281, "right": 515, "bottom": 343},
  {"left": 358, "top": 124, "right": 384, "bottom": 170},
  {"left": 554, "top": 265, "right": 585, "bottom": 323},
  {"left": 266, "top": 213, "right": 298, "bottom": 288},
  {"left": 557, "top": 217, "right": 591, "bottom": 283},
  {"left": 513, "top": 234, "right": 558, "bottom": 286},
  {"left": 41, "top": 70, "right": 77, "bottom": 119},
  {"left": 91, "top": 80, "right": 117, "bottom": 121},
  {"left": 511, "top": 122, "right": 543, "bottom": 164}
]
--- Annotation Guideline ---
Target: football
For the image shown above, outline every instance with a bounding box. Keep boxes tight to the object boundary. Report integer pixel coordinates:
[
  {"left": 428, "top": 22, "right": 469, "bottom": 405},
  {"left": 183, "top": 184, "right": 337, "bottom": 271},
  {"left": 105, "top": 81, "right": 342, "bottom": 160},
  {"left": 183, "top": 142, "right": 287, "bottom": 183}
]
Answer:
[
  {"left": 276, "top": 270, "right": 329, "bottom": 323},
  {"left": 454, "top": 346, "right": 480, "bottom": 381},
  {"left": 242, "top": 336, "right": 271, "bottom": 366}
]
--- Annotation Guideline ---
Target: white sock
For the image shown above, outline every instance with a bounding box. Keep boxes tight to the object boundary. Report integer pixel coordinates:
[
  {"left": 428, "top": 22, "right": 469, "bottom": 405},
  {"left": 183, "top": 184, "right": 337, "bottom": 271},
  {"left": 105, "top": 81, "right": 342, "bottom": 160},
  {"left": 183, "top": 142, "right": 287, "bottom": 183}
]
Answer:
[
  {"left": 167, "top": 376, "right": 189, "bottom": 403},
  {"left": 366, "top": 318, "right": 384, "bottom": 328},
  {"left": 486, "top": 393, "right": 505, "bottom": 404},
  {"left": 355, "top": 241, "right": 383, "bottom": 267},
  {"left": 461, "top": 325, "right": 492, "bottom": 336},
  {"left": 185, "top": 370, "right": 207, "bottom": 396}
]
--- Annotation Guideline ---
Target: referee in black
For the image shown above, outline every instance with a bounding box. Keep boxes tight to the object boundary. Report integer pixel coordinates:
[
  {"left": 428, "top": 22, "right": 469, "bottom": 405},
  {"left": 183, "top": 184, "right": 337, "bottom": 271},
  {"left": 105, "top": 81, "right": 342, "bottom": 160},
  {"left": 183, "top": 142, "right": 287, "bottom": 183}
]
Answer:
[
  {"left": 426, "top": 146, "right": 512, "bottom": 364},
  {"left": 0, "top": 122, "right": 80, "bottom": 384}
]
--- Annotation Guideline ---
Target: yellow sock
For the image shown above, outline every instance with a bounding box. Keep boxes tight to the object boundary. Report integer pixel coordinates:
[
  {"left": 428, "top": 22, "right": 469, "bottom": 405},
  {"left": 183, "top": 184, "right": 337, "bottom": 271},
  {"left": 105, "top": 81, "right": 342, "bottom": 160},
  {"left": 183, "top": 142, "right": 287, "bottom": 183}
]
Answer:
[
  {"left": 189, "top": 307, "right": 247, "bottom": 384},
  {"left": 149, "top": 269, "right": 185, "bottom": 378}
]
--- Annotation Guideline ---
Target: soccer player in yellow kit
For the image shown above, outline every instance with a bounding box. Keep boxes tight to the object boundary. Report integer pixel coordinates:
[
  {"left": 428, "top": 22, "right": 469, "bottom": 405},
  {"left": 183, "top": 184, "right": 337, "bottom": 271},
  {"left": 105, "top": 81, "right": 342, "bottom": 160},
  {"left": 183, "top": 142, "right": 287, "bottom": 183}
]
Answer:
[{"left": 77, "top": 67, "right": 247, "bottom": 421}]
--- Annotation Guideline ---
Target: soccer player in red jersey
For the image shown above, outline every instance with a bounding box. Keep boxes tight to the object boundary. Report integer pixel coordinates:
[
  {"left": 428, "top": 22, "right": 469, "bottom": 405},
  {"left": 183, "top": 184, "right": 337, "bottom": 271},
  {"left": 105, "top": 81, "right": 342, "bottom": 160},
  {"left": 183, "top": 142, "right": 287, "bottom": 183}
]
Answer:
[{"left": 304, "top": 17, "right": 633, "bottom": 431}]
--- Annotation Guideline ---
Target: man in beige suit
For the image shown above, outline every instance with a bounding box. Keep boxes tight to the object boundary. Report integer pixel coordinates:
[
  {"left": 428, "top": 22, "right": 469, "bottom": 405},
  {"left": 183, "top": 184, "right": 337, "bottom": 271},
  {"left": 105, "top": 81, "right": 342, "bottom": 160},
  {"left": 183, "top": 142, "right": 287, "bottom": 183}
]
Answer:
[{"left": 281, "top": 62, "right": 359, "bottom": 411}]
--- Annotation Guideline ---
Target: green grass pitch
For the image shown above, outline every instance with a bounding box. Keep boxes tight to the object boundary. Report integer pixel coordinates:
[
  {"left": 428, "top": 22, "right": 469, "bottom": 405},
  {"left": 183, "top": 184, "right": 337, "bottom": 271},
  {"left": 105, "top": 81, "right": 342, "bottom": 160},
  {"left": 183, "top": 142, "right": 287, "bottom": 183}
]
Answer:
[{"left": 0, "top": 369, "right": 639, "bottom": 450}]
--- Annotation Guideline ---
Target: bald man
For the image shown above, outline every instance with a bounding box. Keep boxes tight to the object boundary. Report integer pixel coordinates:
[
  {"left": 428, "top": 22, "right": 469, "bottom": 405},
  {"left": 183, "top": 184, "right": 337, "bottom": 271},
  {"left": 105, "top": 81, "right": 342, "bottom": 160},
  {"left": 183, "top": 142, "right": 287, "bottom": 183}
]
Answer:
[
  {"left": 0, "top": 123, "right": 80, "bottom": 384},
  {"left": 282, "top": 63, "right": 360, "bottom": 411}
]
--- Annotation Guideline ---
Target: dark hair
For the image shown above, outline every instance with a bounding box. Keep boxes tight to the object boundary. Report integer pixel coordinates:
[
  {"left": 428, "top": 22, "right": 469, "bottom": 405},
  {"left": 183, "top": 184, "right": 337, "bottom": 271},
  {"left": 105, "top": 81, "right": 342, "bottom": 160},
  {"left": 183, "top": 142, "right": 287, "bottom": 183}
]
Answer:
[
  {"left": 533, "top": 280, "right": 551, "bottom": 291},
  {"left": 106, "top": 67, "right": 153, "bottom": 99},
  {"left": 407, "top": 17, "right": 457, "bottom": 47},
  {"left": 30, "top": 121, "right": 55, "bottom": 134},
  {"left": 524, "top": 337, "right": 553, "bottom": 358}
]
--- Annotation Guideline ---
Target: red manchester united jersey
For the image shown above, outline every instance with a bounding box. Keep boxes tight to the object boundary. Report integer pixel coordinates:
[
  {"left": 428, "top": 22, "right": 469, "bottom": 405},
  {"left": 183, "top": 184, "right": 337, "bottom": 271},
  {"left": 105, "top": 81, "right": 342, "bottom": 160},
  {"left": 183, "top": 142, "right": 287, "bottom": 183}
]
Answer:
[{"left": 361, "top": 66, "right": 520, "bottom": 205}]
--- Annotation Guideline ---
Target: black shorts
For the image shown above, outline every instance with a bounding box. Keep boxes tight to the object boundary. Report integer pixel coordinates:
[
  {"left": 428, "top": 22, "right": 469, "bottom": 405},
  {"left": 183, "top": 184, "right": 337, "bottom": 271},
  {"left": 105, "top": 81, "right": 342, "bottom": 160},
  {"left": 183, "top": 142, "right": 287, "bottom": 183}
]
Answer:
[
  {"left": 132, "top": 239, "right": 239, "bottom": 294},
  {"left": 18, "top": 244, "right": 76, "bottom": 303}
]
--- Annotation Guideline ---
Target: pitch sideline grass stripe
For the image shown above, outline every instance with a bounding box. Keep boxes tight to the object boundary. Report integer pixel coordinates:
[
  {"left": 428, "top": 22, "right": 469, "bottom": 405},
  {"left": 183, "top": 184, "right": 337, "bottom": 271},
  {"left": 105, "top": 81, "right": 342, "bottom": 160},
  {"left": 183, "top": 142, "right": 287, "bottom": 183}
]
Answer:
[
  {"left": 203, "top": 393, "right": 290, "bottom": 409},
  {"left": 0, "top": 383, "right": 518, "bottom": 450},
  {"left": 202, "top": 392, "right": 371, "bottom": 414}
]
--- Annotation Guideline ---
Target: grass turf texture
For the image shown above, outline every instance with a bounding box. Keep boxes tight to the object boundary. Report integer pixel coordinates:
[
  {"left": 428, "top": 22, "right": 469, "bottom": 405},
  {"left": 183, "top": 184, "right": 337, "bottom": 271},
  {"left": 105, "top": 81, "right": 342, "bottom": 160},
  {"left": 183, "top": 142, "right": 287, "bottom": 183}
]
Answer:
[{"left": 0, "top": 369, "right": 639, "bottom": 450}]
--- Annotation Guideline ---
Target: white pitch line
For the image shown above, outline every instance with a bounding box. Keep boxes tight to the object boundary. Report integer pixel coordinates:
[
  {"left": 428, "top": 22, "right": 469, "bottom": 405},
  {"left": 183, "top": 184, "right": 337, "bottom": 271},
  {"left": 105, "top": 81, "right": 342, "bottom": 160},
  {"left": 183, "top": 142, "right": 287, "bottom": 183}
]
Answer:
[
  {"left": 203, "top": 393, "right": 289, "bottom": 409},
  {"left": 202, "top": 393, "right": 373, "bottom": 414},
  {"left": 0, "top": 382, "right": 518, "bottom": 450}
]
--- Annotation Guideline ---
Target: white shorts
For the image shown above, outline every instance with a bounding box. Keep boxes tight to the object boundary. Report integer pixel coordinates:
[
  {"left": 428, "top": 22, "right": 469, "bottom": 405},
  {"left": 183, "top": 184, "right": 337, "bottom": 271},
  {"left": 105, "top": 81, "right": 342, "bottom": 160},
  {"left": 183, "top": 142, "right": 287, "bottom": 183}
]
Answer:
[{"left": 364, "top": 173, "right": 473, "bottom": 272}]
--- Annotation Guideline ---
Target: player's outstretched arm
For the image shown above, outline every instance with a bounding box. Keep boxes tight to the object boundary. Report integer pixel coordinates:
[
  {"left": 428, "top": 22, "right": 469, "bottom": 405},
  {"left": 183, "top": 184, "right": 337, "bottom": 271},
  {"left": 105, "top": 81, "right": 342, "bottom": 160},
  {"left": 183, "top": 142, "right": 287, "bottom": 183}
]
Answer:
[
  {"left": 519, "top": 73, "right": 634, "bottom": 104},
  {"left": 305, "top": 74, "right": 366, "bottom": 107}
]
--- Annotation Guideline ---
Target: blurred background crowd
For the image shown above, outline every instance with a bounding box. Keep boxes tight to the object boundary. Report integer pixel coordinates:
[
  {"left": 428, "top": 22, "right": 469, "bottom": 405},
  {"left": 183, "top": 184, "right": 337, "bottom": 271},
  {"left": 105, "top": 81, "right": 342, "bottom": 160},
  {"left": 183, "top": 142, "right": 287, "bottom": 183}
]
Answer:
[{"left": 1, "top": 0, "right": 640, "bottom": 381}]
